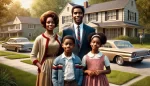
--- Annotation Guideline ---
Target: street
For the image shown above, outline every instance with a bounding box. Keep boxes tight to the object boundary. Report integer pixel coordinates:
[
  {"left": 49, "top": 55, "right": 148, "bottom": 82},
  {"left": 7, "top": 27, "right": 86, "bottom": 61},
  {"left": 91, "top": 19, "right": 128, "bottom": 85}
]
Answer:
[{"left": 0, "top": 44, "right": 150, "bottom": 75}]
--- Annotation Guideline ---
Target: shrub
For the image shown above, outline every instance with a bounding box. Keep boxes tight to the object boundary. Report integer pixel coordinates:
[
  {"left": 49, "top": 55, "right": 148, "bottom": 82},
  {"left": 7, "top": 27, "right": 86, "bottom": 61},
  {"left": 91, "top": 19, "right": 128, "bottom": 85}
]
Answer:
[{"left": 0, "top": 68, "right": 17, "bottom": 86}]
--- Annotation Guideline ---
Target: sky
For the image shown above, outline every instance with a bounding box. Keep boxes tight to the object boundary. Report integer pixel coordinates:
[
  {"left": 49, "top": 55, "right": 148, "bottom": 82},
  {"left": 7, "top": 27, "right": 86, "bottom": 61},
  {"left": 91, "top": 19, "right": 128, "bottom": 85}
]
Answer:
[{"left": 17, "top": 0, "right": 87, "bottom": 9}]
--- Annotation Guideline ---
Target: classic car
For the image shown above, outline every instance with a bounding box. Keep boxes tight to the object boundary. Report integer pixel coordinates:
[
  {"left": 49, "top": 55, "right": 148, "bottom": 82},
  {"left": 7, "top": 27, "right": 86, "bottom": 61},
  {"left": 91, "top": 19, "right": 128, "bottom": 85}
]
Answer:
[
  {"left": 99, "top": 40, "right": 150, "bottom": 65},
  {"left": 2, "top": 37, "right": 33, "bottom": 52}
]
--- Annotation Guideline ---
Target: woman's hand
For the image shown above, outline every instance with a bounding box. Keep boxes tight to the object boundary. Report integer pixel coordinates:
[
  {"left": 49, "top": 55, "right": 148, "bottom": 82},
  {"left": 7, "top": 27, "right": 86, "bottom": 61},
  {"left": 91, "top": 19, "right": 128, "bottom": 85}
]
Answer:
[
  {"left": 36, "top": 62, "right": 42, "bottom": 70},
  {"left": 85, "top": 70, "right": 95, "bottom": 76}
]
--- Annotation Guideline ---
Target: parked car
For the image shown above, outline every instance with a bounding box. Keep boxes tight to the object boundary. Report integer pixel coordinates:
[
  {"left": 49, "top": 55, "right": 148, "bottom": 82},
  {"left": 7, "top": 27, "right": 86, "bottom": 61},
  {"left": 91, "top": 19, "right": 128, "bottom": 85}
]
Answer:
[
  {"left": 99, "top": 40, "right": 150, "bottom": 65},
  {"left": 2, "top": 37, "right": 33, "bottom": 52}
]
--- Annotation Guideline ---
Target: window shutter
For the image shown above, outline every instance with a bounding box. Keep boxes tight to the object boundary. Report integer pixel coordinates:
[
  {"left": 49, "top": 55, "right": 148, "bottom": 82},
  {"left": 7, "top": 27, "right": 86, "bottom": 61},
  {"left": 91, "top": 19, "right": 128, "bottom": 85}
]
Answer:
[
  {"left": 105, "top": 11, "right": 107, "bottom": 21},
  {"left": 128, "top": 10, "right": 129, "bottom": 20},
  {"left": 62, "top": 16, "right": 64, "bottom": 24},
  {"left": 116, "top": 10, "right": 119, "bottom": 20},
  {"left": 88, "top": 14, "right": 90, "bottom": 21},
  {"left": 135, "top": 13, "right": 136, "bottom": 22},
  {"left": 96, "top": 13, "right": 98, "bottom": 21}
]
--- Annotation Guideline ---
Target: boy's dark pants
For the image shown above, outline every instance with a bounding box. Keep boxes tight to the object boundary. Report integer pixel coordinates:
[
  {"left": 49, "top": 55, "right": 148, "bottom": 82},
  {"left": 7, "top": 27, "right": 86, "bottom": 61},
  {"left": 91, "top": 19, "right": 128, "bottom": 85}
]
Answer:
[{"left": 64, "top": 80, "right": 78, "bottom": 86}]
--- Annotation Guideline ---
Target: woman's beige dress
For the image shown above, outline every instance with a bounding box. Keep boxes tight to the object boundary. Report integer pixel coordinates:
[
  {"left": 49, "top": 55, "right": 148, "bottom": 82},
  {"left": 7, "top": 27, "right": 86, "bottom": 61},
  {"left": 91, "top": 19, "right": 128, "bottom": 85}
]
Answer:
[{"left": 37, "top": 35, "right": 60, "bottom": 86}]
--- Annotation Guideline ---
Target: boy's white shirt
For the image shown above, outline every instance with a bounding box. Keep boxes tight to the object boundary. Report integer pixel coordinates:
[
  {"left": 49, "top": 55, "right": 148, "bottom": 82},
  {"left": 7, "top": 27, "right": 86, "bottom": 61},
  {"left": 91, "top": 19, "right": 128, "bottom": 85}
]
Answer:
[
  {"left": 82, "top": 51, "right": 110, "bottom": 67},
  {"left": 62, "top": 52, "right": 75, "bottom": 80}
]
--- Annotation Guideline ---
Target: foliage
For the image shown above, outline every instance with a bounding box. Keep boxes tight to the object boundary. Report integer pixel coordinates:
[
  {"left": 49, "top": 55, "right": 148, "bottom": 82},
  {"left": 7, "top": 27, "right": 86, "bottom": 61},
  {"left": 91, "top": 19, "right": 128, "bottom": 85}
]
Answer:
[
  {"left": 31, "top": 0, "right": 71, "bottom": 17},
  {"left": 0, "top": 51, "right": 15, "bottom": 56},
  {"left": 114, "top": 35, "right": 139, "bottom": 44},
  {"left": 5, "top": 54, "right": 30, "bottom": 59},
  {"left": 88, "top": 0, "right": 112, "bottom": 5},
  {"left": 0, "top": 67, "right": 17, "bottom": 86},
  {"left": 0, "top": 64, "right": 36, "bottom": 86},
  {"left": 21, "top": 59, "right": 32, "bottom": 65}
]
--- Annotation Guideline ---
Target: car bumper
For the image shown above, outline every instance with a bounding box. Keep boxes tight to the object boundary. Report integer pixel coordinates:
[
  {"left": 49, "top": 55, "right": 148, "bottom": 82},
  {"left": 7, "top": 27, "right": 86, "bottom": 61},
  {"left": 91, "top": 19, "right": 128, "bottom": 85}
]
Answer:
[
  {"left": 19, "top": 47, "right": 32, "bottom": 51},
  {"left": 129, "top": 55, "right": 150, "bottom": 62}
]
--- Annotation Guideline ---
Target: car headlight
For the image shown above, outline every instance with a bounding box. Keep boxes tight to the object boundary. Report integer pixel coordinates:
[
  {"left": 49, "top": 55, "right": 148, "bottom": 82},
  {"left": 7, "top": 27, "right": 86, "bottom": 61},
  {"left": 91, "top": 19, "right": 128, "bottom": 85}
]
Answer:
[
  {"left": 147, "top": 50, "right": 150, "bottom": 55},
  {"left": 132, "top": 52, "right": 136, "bottom": 58}
]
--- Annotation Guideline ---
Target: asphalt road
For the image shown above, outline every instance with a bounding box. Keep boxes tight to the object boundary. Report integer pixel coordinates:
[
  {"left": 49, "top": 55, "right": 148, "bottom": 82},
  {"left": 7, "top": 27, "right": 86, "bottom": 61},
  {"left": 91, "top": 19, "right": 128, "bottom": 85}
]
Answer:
[{"left": 0, "top": 44, "right": 150, "bottom": 75}]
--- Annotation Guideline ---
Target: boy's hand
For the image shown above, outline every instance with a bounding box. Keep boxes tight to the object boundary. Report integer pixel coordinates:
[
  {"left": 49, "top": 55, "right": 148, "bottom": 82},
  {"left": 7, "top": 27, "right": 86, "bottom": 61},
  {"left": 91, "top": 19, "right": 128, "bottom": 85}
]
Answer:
[{"left": 85, "top": 70, "right": 95, "bottom": 76}]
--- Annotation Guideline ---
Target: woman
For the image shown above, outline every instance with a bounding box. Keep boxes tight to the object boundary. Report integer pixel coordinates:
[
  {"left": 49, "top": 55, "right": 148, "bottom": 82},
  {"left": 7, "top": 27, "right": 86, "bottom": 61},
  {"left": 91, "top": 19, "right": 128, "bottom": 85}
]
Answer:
[{"left": 30, "top": 11, "right": 62, "bottom": 86}]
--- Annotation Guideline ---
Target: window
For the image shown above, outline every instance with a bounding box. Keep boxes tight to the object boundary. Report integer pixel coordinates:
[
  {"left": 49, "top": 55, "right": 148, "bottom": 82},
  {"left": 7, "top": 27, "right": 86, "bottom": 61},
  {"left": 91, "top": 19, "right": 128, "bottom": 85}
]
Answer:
[
  {"left": 131, "top": 1, "right": 133, "bottom": 6},
  {"left": 62, "top": 16, "right": 73, "bottom": 24},
  {"left": 103, "top": 43, "right": 112, "bottom": 48},
  {"left": 67, "top": 7, "right": 69, "bottom": 12},
  {"left": 16, "top": 24, "right": 20, "bottom": 29},
  {"left": 107, "top": 10, "right": 116, "bottom": 20},
  {"left": 88, "top": 13, "right": 97, "bottom": 21},
  {"left": 128, "top": 10, "right": 136, "bottom": 21},
  {"left": 28, "top": 24, "right": 35, "bottom": 29}
]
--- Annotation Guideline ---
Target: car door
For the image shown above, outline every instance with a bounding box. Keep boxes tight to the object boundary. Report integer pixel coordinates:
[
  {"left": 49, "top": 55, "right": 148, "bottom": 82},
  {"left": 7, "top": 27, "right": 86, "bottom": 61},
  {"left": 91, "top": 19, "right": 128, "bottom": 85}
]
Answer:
[{"left": 4, "top": 39, "right": 13, "bottom": 50}]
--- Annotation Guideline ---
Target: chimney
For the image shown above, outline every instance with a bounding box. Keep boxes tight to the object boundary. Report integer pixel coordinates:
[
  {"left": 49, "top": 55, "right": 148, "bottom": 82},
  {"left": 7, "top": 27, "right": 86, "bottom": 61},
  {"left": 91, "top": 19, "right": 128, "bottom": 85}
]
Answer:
[{"left": 84, "top": 1, "right": 88, "bottom": 8}]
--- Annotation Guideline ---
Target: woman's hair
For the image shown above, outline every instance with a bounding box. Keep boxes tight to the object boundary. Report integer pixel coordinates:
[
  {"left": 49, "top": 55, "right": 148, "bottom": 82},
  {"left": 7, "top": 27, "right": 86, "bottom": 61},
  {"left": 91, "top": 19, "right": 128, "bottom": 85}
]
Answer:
[
  {"left": 40, "top": 10, "right": 59, "bottom": 28},
  {"left": 62, "top": 35, "right": 75, "bottom": 44},
  {"left": 71, "top": 5, "right": 85, "bottom": 15},
  {"left": 88, "top": 32, "right": 107, "bottom": 45}
]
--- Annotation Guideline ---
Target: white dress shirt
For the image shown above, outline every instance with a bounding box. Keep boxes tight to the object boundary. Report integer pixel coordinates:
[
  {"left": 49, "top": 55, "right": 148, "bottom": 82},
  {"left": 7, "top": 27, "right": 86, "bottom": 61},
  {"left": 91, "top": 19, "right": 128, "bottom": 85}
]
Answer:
[
  {"left": 82, "top": 51, "right": 110, "bottom": 67},
  {"left": 74, "top": 23, "right": 83, "bottom": 43},
  {"left": 62, "top": 53, "right": 75, "bottom": 80}
]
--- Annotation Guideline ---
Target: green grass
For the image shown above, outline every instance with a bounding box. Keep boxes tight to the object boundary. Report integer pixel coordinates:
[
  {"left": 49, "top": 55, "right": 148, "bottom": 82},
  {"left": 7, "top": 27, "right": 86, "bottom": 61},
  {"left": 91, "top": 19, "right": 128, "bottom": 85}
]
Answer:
[
  {"left": 21, "top": 59, "right": 32, "bottom": 64},
  {"left": 0, "top": 51, "right": 16, "bottom": 56},
  {"left": 5, "top": 54, "right": 30, "bottom": 59},
  {"left": 107, "top": 70, "right": 140, "bottom": 85},
  {"left": 0, "top": 63, "right": 36, "bottom": 86},
  {"left": 130, "top": 76, "right": 150, "bottom": 86},
  {"left": 133, "top": 43, "right": 150, "bottom": 49}
]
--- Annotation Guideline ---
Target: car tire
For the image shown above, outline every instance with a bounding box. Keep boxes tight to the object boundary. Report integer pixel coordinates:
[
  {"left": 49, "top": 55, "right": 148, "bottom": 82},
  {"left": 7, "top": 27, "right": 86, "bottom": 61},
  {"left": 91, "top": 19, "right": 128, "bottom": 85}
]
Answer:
[
  {"left": 136, "top": 59, "right": 143, "bottom": 63},
  {"left": 15, "top": 48, "right": 19, "bottom": 53},
  {"left": 116, "top": 56, "right": 124, "bottom": 66}
]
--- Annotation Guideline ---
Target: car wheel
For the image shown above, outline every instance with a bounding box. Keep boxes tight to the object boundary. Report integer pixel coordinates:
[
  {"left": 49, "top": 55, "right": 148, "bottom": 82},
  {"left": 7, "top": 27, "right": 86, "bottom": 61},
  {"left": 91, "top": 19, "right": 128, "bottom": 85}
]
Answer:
[
  {"left": 116, "top": 56, "right": 124, "bottom": 66},
  {"left": 15, "top": 48, "right": 19, "bottom": 53}
]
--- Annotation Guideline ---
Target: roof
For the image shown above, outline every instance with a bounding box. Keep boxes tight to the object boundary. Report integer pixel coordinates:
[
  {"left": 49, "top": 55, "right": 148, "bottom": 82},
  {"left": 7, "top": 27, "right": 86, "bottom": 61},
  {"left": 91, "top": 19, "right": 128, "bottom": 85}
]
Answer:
[
  {"left": 17, "top": 16, "right": 40, "bottom": 24},
  {"left": 69, "top": 3, "right": 78, "bottom": 6},
  {"left": 85, "top": 0, "right": 129, "bottom": 13}
]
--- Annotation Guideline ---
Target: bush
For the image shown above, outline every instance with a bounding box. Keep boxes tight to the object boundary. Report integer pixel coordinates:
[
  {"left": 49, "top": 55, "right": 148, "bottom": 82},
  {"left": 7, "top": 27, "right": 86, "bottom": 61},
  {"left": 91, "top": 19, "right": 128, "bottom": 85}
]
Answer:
[
  {"left": 0, "top": 68, "right": 17, "bottom": 86},
  {"left": 114, "top": 35, "right": 139, "bottom": 44}
]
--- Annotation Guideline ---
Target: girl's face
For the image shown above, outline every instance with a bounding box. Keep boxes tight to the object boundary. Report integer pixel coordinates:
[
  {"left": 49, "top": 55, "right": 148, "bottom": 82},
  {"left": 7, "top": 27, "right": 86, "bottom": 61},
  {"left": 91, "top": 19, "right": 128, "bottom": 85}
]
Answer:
[
  {"left": 90, "top": 37, "right": 101, "bottom": 51},
  {"left": 46, "top": 17, "right": 55, "bottom": 31}
]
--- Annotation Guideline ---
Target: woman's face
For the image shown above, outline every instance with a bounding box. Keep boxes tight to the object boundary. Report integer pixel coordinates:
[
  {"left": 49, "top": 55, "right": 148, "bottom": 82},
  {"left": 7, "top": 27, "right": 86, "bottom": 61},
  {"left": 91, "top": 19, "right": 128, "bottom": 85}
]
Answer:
[{"left": 46, "top": 17, "right": 55, "bottom": 31}]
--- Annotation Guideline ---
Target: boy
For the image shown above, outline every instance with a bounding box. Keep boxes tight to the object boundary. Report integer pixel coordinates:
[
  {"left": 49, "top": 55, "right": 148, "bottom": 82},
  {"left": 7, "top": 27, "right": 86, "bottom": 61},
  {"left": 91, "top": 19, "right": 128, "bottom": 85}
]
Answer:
[{"left": 52, "top": 35, "right": 83, "bottom": 86}]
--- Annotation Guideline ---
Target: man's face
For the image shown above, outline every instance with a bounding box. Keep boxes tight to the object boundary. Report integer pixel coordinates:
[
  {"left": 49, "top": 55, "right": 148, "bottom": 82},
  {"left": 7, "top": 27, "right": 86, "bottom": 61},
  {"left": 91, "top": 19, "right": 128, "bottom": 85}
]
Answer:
[{"left": 72, "top": 8, "right": 84, "bottom": 25}]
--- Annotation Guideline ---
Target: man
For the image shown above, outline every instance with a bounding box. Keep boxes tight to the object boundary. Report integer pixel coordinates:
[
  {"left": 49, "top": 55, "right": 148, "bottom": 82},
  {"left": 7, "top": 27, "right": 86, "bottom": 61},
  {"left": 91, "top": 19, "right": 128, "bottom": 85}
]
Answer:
[{"left": 62, "top": 5, "right": 95, "bottom": 59}]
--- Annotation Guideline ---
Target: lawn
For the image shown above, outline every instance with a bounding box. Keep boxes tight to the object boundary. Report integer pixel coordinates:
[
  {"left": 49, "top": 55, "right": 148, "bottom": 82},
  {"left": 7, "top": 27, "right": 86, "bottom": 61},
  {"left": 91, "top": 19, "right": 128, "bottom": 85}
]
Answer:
[
  {"left": 0, "top": 63, "right": 36, "bottom": 86},
  {"left": 133, "top": 43, "right": 150, "bottom": 49},
  {"left": 107, "top": 70, "right": 140, "bottom": 85},
  {"left": 130, "top": 76, "right": 150, "bottom": 86},
  {"left": 21, "top": 59, "right": 32, "bottom": 64},
  {"left": 0, "top": 51, "right": 16, "bottom": 56}
]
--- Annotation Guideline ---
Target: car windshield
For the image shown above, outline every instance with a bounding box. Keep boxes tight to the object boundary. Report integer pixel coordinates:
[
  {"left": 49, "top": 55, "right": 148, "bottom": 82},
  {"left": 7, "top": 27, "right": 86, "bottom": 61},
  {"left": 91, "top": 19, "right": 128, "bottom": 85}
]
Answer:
[
  {"left": 16, "top": 38, "right": 29, "bottom": 42},
  {"left": 114, "top": 41, "right": 133, "bottom": 48}
]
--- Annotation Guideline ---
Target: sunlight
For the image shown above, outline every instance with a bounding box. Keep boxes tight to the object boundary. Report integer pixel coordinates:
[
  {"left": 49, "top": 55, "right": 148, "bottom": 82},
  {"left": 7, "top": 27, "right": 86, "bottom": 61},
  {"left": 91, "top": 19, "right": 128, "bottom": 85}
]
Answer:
[{"left": 20, "top": 0, "right": 33, "bottom": 9}]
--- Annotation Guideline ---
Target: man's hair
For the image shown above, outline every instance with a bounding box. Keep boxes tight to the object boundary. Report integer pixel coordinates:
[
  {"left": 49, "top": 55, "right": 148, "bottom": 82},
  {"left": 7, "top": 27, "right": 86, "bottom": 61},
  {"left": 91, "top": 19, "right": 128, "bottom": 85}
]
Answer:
[
  {"left": 71, "top": 5, "right": 85, "bottom": 15},
  {"left": 62, "top": 35, "right": 75, "bottom": 44}
]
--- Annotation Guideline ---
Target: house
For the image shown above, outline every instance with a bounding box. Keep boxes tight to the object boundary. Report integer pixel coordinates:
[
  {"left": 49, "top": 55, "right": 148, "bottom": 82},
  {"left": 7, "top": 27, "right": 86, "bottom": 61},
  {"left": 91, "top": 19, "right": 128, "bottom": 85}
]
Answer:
[
  {"left": 59, "top": 0, "right": 141, "bottom": 39},
  {"left": 0, "top": 16, "right": 45, "bottom": 40}
]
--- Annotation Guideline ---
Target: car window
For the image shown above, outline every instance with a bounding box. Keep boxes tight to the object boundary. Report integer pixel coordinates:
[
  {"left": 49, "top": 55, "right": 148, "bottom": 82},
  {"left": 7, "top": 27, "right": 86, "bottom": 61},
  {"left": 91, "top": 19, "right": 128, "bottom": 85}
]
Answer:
[
  {"left": 16, "top": 38, "right": 29, "bottom": 42},
  {"left": 103, "top": 43, "right": 112, "bottom": 48},
  {"left": 114, "top": 41, "right": 133, "bottom": 48},
  {"left": 8, "top": 39, "right": 13, "bottom": 42}
]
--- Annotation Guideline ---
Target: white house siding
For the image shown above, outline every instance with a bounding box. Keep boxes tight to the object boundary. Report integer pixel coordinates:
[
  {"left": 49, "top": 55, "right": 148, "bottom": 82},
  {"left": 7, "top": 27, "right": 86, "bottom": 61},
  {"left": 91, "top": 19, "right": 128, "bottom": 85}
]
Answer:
[{"left": 59, "top": 3, "right": 73, "bottom": 32}]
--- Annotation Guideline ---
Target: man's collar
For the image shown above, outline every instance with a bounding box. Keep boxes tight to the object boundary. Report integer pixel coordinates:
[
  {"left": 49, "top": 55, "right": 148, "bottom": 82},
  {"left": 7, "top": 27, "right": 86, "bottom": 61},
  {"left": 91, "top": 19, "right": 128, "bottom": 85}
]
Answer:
[
  {"left": 62, "top": 52, "right": 75, "bottom": 59},
  {"left": 73, "top": 23, "right": 83, "bottom": 29}
]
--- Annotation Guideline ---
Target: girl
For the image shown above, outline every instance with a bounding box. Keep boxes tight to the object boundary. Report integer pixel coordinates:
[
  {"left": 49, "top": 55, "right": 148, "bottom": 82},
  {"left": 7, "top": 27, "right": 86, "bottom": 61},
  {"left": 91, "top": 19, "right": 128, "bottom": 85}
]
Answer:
[{"left": 82, "top": 33, "right": 111, "bottom": 86}]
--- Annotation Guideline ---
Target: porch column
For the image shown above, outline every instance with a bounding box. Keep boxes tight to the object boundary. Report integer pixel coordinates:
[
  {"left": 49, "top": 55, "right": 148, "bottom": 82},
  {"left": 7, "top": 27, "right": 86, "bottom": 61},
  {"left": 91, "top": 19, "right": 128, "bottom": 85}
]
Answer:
[
  {"left": 123, "top": 27, "right": 126, "bottom": 36},
  {"left": 9, "top": 33, "right": 11, "bottom": 37},
  {"left": 132, "top": 28, "right": 135, "bottom": 37},
  {"left": 17, "top": 33, "right": 19, "bottom": 37}
]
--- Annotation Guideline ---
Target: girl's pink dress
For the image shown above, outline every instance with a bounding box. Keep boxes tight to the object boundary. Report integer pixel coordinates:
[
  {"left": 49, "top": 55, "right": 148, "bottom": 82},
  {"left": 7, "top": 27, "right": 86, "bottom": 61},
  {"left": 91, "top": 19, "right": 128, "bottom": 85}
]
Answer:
[{"left": 83, "top": 55, "right": 109, "bottom": 86}]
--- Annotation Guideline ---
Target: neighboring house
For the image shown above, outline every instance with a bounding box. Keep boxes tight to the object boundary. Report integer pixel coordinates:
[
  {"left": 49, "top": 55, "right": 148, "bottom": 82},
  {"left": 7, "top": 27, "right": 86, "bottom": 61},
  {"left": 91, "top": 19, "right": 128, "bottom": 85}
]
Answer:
[
  {"left": 59, "top": 0, "right": 141, "bottom": 39},
  {"left": 0, "top": 16, "right": 44, "bottom": 40}
]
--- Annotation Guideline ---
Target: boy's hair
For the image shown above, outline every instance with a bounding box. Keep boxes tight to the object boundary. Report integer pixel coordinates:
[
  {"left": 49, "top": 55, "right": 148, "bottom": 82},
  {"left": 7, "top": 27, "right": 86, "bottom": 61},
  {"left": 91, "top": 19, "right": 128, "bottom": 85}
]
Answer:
[
  {"left": 71, "top": 5, "right": 85, "bottom": 15},
  {"left": 88, "top": 32, "right": 107, "bottom": 45},
  {"left": 62, "top": 35, "right": 75, "bottom": 44}
]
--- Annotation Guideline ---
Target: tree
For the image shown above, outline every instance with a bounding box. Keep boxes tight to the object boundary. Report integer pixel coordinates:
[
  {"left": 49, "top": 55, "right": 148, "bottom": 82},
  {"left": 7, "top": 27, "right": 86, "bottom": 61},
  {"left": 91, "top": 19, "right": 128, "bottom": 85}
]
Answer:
[
  {"left": 0, "top": 0, "right": 12, "bottom": 25},
  {"left": 88, "top": 0, "right": 112, "bottom": 5},
  {"left": 136, "top": 0, "right": 150, "bottom": 32},
  {"left": 30, "top": 0, "right": 71, "bottom": 17}
]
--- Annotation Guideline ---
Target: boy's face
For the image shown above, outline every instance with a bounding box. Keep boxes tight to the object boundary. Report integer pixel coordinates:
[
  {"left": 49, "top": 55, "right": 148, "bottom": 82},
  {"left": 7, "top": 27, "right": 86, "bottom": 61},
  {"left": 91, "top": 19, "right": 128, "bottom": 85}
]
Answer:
[
  {"left": 90, "top": 37, "right": 101, "bottom": 51},
  {"left": 62, "top": 39, "right": 75, "bottom": 53}
]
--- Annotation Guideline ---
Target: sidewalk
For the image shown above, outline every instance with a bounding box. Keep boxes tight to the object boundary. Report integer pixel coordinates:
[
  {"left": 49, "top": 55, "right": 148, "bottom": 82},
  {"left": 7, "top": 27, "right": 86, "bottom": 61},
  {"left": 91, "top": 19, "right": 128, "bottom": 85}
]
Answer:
[{"left": 0, "top": 56, "right": 146, "bottom": 86}]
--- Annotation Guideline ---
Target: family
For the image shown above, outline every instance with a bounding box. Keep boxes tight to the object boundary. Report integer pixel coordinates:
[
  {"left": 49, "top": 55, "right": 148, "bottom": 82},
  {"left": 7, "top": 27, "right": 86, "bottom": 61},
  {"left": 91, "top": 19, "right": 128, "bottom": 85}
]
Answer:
[{"left": 30, "top": 5, "right": 111, "bottom": 86}]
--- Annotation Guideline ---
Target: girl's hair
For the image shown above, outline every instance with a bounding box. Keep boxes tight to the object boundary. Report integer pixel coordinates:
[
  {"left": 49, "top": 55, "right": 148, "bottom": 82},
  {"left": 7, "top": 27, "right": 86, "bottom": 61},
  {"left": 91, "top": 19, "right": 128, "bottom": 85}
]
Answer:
[{"left": 88, "top": 32, "right": 107, "bottom": 45}]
